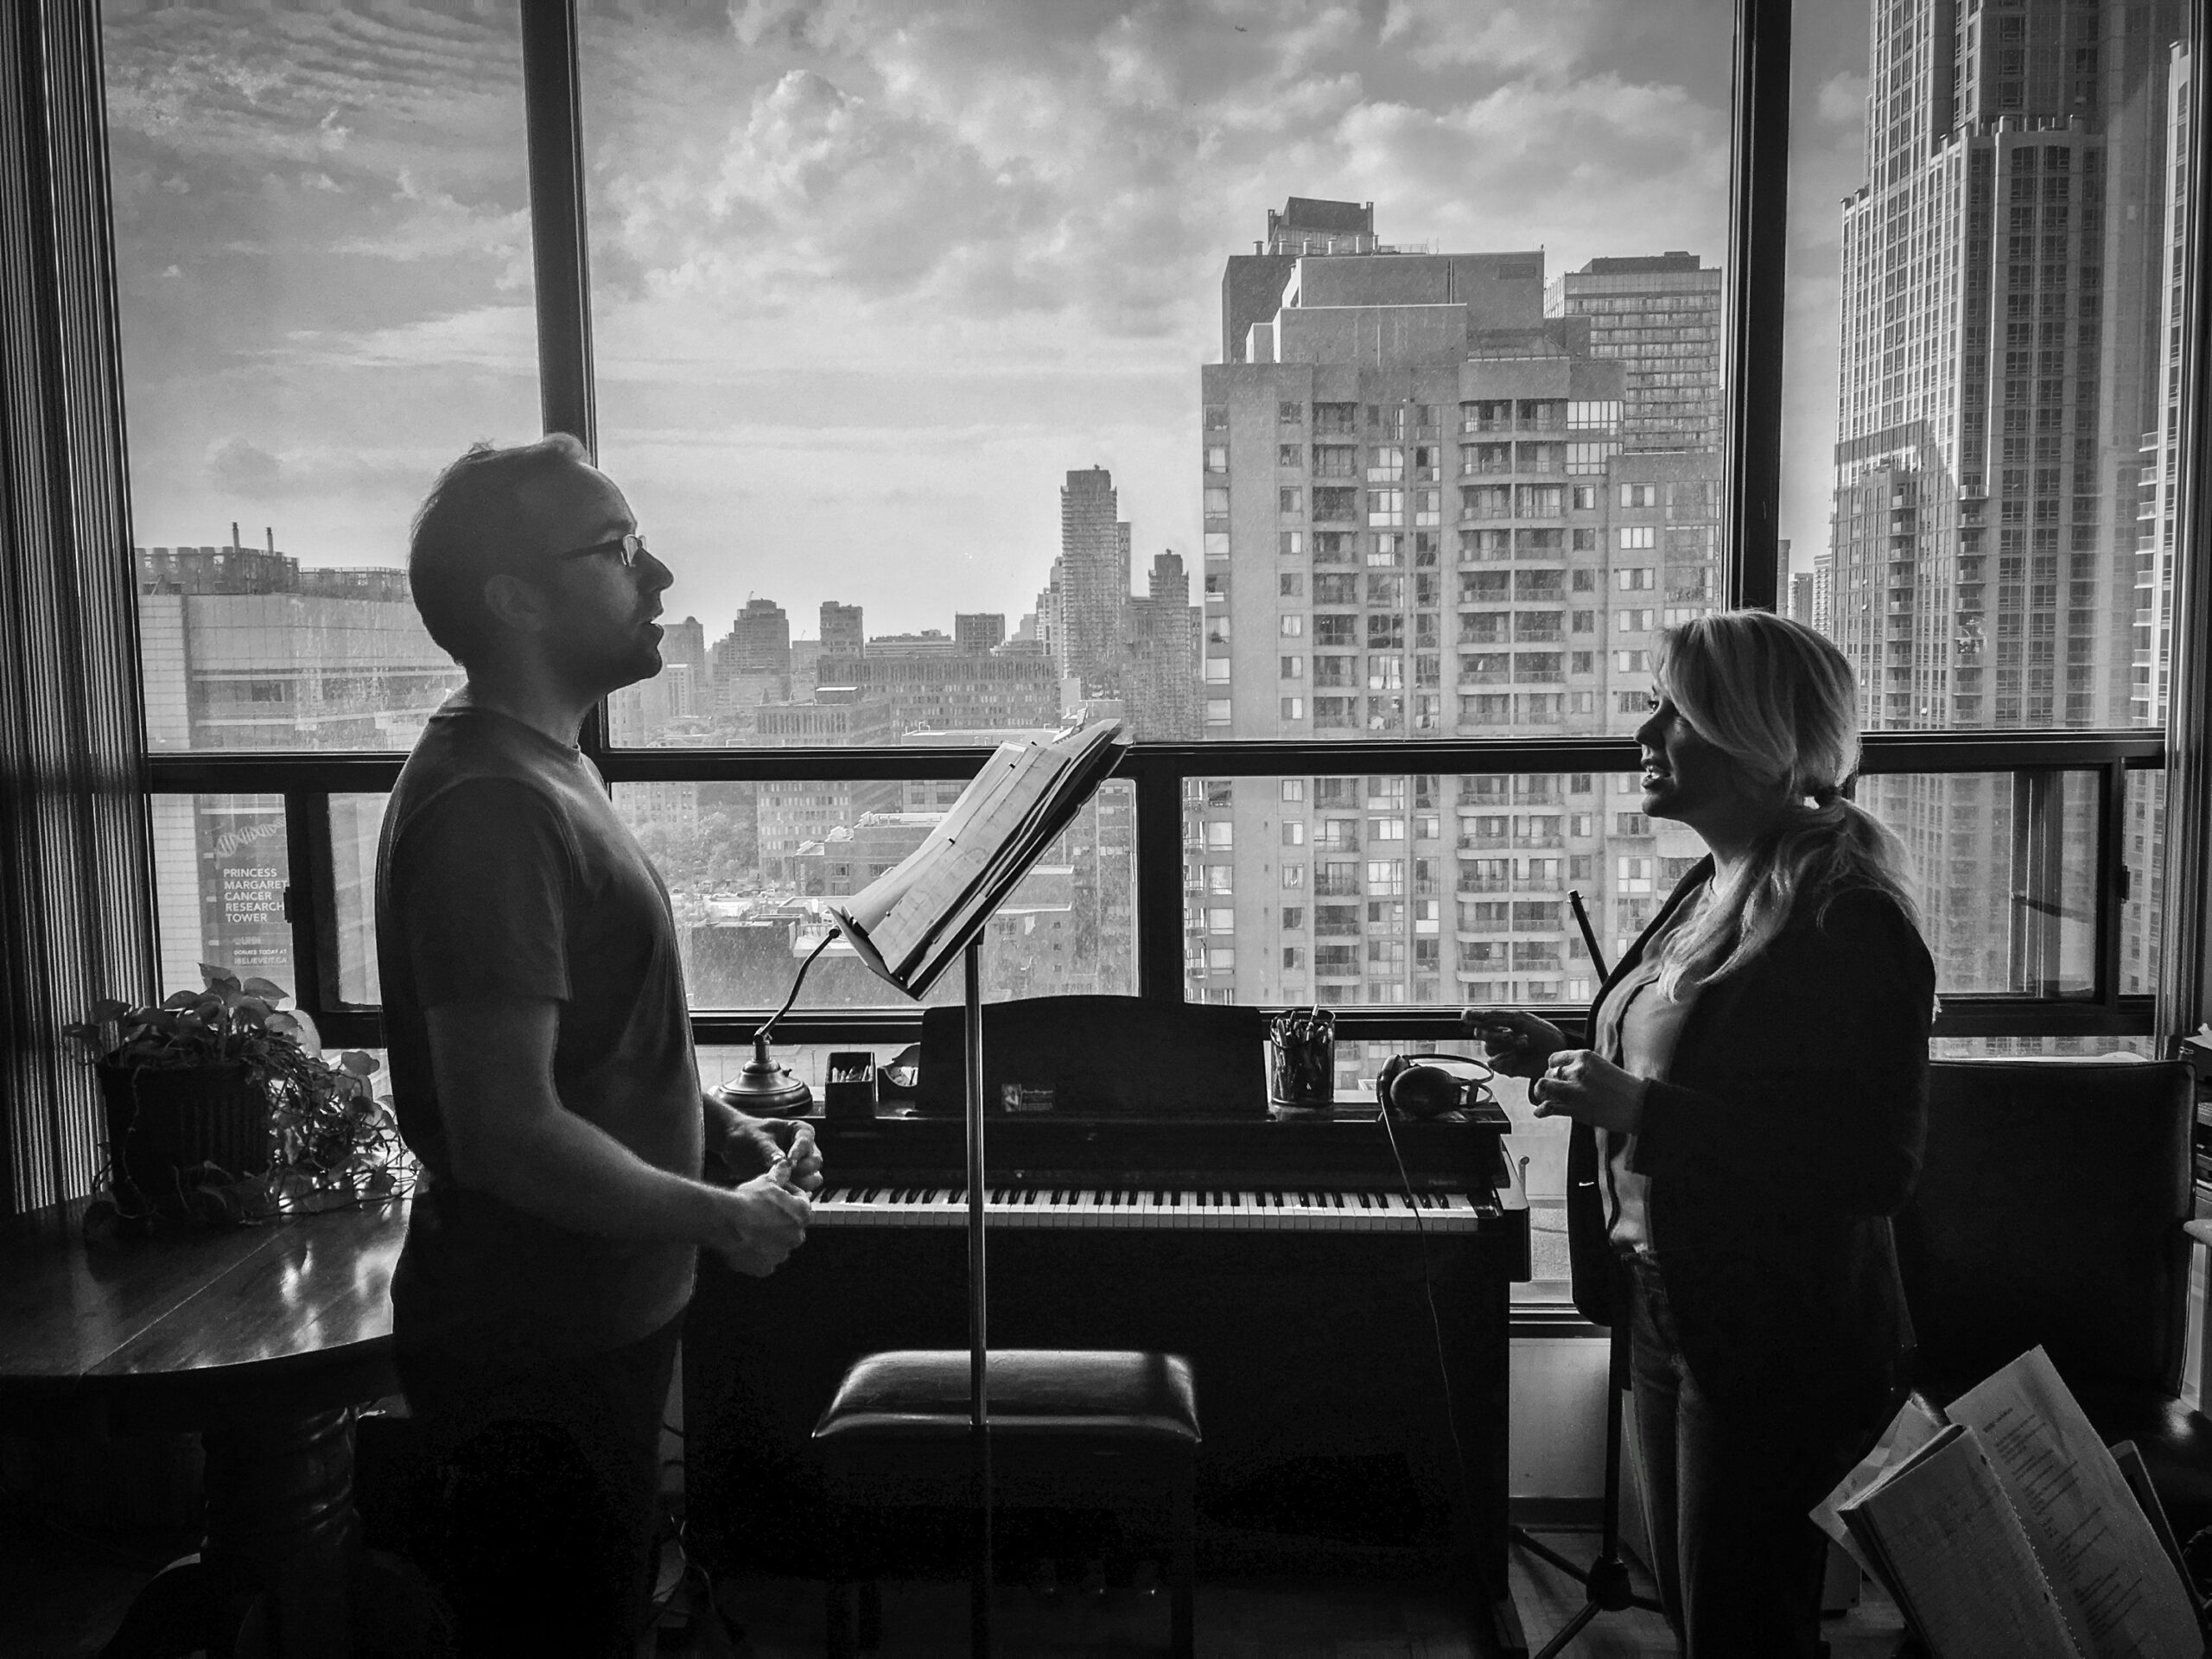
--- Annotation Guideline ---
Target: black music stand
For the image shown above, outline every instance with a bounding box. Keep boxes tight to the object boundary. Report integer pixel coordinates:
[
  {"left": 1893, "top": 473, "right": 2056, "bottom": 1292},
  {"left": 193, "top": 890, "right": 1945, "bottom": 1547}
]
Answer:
[
  {"left": 1507, "top": 892, "right": 1666, "bottom": 1656},
  {"left": 829, "top": 735, "right": 1123, "bottom": 1659},
  {"left": 1508, "top": 1299, "right": 1665, "bottom": 1656}
]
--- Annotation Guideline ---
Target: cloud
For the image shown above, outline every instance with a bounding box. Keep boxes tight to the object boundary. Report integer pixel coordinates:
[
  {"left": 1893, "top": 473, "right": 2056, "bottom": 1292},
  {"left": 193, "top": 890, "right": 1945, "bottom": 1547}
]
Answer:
[
  {"left": 331, "top": 171, "right": 531, "bottom": 286},
  {"left": 1378, "top": 0, "right": 1614, "bottom": 73},
  {"left": 110, "top": 0, "right": 1742, "bottom": 626},
  {"left": 287, "top": 303, "right": 539, "bottom": 374},
  {"left": 201, "top": 434, "right": 439, "bottom": 504},
  {"left": 1817, "top": 72, "right": 1869, "bottom": 127},
  {"left": 207, "top": 436, "right": 284, "bottom": 496}
]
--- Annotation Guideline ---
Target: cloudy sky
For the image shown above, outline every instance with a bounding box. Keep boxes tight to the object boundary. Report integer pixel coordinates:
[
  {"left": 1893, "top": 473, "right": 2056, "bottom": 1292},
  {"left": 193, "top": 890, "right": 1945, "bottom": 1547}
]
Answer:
[{"left": 104, "top": 0, "right": 1868, "bottom": 641}]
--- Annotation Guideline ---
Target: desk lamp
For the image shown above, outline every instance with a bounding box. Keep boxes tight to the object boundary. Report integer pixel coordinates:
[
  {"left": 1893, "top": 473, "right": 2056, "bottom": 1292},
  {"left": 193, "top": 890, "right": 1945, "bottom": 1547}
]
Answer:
[{"left": 719, "top": 930, "right": 836, "bottom": 1115}]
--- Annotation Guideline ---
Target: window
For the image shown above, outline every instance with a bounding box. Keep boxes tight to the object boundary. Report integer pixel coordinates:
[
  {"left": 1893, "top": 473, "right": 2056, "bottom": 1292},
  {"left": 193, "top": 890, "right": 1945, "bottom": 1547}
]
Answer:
[{"left": 81, "top": 1, "right": 2179, "bottom": 1334}]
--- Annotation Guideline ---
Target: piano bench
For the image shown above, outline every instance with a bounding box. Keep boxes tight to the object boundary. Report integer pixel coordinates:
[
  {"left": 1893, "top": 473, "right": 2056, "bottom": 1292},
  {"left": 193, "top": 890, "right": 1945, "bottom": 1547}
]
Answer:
[{"left": 812, "top": 1348, "right": 1200, "bottom": 1657}]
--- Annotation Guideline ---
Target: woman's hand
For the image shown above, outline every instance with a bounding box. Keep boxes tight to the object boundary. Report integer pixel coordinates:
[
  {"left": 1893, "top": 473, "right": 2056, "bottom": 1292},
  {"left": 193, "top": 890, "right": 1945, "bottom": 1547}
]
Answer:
[
  {"left": 1462, "top": 1007, "right": 1567, "bottom": 1079},
  {"left": 1528, "top": 1049, "right": 1647, "bottom": 1135}
]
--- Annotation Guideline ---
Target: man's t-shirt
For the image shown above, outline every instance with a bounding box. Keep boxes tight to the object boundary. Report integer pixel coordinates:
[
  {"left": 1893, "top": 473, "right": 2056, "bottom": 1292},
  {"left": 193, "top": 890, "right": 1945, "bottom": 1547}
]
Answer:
[{"left": 376, "top": 699, "right": 702, "bottom": 1356}]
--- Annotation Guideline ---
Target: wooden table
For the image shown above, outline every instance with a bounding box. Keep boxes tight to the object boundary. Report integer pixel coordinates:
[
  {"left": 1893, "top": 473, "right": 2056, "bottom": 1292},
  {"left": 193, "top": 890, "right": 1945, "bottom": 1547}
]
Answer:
[{"left": 0, "top": 1197, "right": 410, "bottom": 1656}]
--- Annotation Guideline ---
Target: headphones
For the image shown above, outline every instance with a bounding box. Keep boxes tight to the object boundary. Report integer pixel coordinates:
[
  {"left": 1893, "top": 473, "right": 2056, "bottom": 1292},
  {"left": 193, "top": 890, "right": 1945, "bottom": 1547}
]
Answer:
[{"left": 1375, "top": 1053, "right": 1497, "bottom": 1120}]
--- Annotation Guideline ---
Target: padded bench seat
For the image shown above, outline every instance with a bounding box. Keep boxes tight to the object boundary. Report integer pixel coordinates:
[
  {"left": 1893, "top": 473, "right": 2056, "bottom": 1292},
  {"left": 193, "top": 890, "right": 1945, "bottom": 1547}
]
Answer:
[{"left": 813, "top": 1349, "right": 1200, "bottom": 1656}]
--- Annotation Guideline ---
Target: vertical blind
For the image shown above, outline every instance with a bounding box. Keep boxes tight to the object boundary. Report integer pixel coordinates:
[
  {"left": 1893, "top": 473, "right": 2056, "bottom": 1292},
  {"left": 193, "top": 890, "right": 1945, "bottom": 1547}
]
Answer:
[{"left": 0, "top": 0, "right": 154, "bottom": 1214}]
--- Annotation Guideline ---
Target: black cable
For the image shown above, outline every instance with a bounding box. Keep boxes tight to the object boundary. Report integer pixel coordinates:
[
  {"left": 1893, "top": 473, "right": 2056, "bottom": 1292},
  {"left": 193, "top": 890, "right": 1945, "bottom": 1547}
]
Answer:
[{"left": 1375, "top": 1097, "right": 1478, "bottom": 1535}]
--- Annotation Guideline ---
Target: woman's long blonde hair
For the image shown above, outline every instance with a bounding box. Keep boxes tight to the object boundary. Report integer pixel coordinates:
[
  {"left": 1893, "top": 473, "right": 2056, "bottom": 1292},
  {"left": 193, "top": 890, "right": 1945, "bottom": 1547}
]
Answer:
[{"left": 1649, "top": 611, "right": 1919, "bottom": 1000}]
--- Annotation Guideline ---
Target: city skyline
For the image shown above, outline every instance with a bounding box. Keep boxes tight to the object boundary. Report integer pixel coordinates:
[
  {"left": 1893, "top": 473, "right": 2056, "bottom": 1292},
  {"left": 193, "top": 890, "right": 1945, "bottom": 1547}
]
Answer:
[
  {"left": 113, "top": 1, "right": 2180, "bottom": 1048},
  {"left": 104, "top": 0, "right": 1741, "bottom": 643}
]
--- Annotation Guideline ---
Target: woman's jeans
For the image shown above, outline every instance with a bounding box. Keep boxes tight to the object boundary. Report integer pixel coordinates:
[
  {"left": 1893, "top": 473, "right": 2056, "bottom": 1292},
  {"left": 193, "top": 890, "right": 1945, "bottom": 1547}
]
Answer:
[{"left": 1623, "top": 1249, "right": 1890, "bottom": 1659}]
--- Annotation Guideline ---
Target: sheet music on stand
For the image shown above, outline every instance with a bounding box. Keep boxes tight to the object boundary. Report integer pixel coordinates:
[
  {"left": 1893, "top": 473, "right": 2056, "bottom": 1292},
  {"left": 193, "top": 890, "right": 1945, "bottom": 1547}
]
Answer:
[{"left": 829, "top": 718, "right": 1128, "bottom": 998}]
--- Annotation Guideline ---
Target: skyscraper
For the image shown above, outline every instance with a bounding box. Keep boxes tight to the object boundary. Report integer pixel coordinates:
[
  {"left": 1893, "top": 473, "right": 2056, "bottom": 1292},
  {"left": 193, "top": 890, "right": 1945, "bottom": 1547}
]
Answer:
[
  {"left": 1123, "top": 550, "right": 1200, "bottom": 740},
  {"left": 2123, "top": 40, "right": 2192, "bottom": 999},
  {"left": 728, "top": 597, "right": 792, "bottom": 675},
  {"left": 1547, "top": 253, "right": 1724, "bottom": 453},
  {"left": 1051, "top": 467, "right": 1131, "bottom": 692},
  {"left": 1825, "top": 0, "right": 2182, "bottom": 995},
  {"left": 1192, "top": 200, "right": 1722, "bottom": 1014}
]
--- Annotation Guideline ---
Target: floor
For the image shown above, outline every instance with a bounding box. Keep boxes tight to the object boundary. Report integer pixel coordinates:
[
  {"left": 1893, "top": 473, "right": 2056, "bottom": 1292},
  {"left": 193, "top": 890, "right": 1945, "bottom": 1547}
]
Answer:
[{"left": 0, "top": 1505, "right": 1911, "bottom": 1658}]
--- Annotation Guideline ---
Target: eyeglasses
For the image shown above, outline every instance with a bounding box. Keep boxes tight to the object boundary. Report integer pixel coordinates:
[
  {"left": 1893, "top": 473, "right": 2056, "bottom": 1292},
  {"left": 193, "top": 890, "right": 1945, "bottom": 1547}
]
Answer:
[{"left": 552, "top": 531, "right": 650, "bottom": 569}]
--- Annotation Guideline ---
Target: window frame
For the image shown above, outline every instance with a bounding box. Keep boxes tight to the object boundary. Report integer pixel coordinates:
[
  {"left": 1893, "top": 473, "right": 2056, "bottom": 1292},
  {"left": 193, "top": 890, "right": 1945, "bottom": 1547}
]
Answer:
[{"left": 131, "top": 0, "right": 2185, "bottom": 1055}]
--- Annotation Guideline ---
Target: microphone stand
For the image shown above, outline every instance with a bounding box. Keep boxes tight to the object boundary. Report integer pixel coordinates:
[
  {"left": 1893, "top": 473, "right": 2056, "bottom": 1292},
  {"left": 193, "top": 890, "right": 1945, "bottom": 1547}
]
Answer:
[{"left": 1507, "top": 891, "right": 1666, "bottom": 1656}]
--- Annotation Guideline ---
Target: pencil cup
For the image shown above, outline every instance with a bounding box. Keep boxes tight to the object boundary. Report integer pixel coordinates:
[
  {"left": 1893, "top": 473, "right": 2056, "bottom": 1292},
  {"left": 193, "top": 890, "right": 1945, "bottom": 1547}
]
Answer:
[{"left": 1269, "top": 1028, "right": 1335, "bottom": 1109}]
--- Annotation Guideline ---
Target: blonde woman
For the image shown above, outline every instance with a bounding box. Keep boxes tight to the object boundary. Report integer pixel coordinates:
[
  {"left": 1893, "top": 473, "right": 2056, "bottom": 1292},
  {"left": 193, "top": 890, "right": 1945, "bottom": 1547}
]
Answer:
[{"left": 1468, "top": 611, "right": 1933, "bottom": 1658}]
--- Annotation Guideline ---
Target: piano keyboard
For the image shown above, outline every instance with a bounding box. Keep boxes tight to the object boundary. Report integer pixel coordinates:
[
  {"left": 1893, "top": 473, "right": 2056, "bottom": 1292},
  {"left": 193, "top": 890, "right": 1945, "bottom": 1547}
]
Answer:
[{"left": 810, "top": 1184, "right": 1491, "bottom": 1233}]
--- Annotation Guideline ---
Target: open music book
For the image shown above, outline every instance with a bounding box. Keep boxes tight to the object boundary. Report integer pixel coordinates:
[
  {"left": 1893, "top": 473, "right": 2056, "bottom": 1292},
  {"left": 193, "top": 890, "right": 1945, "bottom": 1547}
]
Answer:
[
  {"left": 828, "top": 718, "right": 1127, "bottom": 999},
  {"left": 1813, "top": 1346, "right": 2200, "bottom": 1659}
]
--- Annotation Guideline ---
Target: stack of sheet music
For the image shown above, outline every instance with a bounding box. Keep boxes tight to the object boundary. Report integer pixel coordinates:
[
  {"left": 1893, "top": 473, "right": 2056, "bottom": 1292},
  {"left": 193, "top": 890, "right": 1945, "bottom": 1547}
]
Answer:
[
  {"left": 830, "top": 719, "right": 1126, "bottom": 998},
  {"left": 1813, "top": 1345, "right": 2202, "bottom": 1658}
]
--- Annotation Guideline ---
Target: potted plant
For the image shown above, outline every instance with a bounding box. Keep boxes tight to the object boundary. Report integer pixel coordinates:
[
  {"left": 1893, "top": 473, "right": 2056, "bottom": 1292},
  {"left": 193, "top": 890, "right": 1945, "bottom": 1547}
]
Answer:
[{"left": 65, "top": 963, "right": 416, "bottom": 1231}]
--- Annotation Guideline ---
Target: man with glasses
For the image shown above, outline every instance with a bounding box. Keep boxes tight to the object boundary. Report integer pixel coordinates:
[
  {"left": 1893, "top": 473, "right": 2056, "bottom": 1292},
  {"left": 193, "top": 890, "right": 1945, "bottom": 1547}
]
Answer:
[{"left": 376, "top": 433, "right": 820, "bottom": 1655}]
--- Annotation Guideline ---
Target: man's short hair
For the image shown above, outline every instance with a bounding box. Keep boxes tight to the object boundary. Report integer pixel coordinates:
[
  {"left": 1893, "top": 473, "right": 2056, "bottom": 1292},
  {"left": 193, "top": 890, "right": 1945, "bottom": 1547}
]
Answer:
[{"left": 409, "top": 433, "right": 591, "bottom": 665}]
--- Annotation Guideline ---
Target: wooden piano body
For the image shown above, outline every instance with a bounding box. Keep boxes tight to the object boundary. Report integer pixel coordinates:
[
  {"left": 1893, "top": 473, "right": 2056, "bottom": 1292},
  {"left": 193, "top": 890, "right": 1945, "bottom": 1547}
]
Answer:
[{"left": 683, "top": 1105, "right": 1530, "bottom": 1624}]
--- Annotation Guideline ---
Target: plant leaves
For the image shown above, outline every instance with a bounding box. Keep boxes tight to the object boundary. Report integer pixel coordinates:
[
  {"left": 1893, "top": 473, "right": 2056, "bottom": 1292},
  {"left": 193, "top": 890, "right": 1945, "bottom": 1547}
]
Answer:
[
  {"left": 242, "top": 977, "right": 290, "bottom": 1003},
  {"left": 264, "top": 1011, "right": 302, "bottom": 1038},
  {"left": 89, "top": 999, "right": 130, "bottom": 1023},
  {"left": 199, "top": 964, "right": 242, "bottom": 992},
  {"left": 162, "top": 989, "right": 201, "bottom": 1009},
  {"left": 340, "top": 1050, "right": 379, "bottom": 1077}
]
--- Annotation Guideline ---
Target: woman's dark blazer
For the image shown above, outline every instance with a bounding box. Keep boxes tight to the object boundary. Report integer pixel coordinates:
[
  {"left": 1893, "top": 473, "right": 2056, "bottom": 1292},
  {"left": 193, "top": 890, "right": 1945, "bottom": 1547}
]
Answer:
[{"left": 1563, "top": 855, "right": 1936, "bottom": 1421}]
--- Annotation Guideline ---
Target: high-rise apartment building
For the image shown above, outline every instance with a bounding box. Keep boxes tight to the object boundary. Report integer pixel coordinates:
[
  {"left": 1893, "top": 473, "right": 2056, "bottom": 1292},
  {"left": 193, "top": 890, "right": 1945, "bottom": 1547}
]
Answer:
[
  {"left": 1123, "top": 551, "right": 1201, "bottom": 740},
  {"left": 2123, "top": 39, "right": 2191, "bottom": 997},
  {"left": 1548, "top": 253, "right": 1725, "bottom": 452},
  {"left": 1049, "top": 467, "right": 1132, "bottom": 692},
  {"left": 1190, "top": 202, "right": 1721, "bottom": 1014},
  {"left": 1826, "top": 0, "right": 2182, "bottom": 995}
]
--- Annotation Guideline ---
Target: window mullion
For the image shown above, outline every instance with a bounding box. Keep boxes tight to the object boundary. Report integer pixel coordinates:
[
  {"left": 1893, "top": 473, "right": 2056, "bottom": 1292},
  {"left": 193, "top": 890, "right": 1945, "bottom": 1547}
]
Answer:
[{"left": 1723, "top": 0, "right": 1791, "bottom": 613}]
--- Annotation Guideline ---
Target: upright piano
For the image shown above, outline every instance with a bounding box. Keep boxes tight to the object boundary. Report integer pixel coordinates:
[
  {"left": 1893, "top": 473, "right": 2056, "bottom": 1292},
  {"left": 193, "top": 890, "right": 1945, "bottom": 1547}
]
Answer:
[{"left": 685, "top": 1000, "right": 1530, "bottom": 1648}]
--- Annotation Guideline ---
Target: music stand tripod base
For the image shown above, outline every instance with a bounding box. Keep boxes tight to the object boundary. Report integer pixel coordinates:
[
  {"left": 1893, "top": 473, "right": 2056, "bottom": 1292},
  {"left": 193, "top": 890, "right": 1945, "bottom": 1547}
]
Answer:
[{"left": 1509, "top": 1303, "right": 1666, "bottom": 1657}]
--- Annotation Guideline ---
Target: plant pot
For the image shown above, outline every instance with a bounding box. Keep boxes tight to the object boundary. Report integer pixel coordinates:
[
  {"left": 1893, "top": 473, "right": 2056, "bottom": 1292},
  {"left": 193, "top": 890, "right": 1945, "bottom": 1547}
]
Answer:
[{"left": 97, "top": 1062, "right": 272, "bottom": 1217}]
